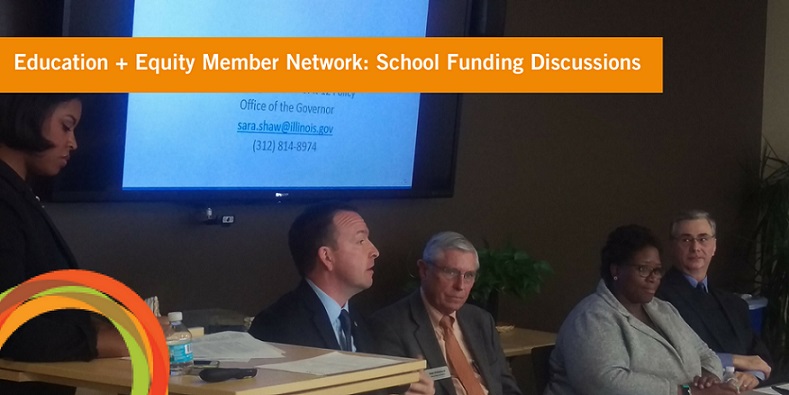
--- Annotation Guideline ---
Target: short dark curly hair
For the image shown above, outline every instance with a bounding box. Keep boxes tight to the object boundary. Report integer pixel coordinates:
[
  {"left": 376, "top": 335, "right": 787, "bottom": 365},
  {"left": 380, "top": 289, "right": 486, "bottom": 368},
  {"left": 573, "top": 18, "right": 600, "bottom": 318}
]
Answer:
[
  {"left": 288, "top": 201, "right": 359, "bottom": 277},
  {"left": 600, "top": 224, "right": 662, "bottom": 288},
  {"left": 0, "top": 94, "right": 81, "bottom": 152}
]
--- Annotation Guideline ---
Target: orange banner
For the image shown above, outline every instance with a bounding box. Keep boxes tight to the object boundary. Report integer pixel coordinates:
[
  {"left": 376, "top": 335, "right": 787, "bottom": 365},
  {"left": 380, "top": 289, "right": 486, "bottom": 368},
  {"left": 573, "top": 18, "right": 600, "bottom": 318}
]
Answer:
[{"left": 0, "top": 37, "right": 662, "bottom": 93}]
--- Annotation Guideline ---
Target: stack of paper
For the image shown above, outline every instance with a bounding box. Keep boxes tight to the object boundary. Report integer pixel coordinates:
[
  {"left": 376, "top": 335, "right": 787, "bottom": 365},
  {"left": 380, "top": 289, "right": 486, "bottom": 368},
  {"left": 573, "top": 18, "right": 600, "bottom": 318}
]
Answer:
[
  {"left": 191, "top": 331, "right": 285, "bottom": 361},
  {"left": 258, "top": 351, "right": 400, "bottom": 376}
]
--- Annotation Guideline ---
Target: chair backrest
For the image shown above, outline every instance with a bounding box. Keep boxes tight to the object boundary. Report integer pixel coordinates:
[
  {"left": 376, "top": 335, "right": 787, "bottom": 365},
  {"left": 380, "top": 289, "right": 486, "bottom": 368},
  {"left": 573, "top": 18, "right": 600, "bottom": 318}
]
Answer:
[{"left": 531, "top": 344, "right": 555, "bottom": 395}]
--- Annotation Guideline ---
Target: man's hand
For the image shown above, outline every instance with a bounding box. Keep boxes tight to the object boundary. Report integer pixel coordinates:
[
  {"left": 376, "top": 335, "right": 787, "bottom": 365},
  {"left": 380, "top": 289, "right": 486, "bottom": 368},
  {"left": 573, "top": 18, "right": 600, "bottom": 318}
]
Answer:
[
  {"left": 93, "top": 318, "right": 130, "bottom": 358},
  {"left": 404, "top": 370, "right": 435, "bottom": 395},
  {"left": 734, "top": 372, "right": 759, "bottom": 392},
  {"left": 732, "top": 354, "right": 771, "bottom": 378}
]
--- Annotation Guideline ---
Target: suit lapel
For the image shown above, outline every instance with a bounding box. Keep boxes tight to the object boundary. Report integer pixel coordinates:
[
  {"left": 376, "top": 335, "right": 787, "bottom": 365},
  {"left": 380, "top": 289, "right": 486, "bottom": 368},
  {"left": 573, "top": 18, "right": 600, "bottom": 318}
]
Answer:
[
  {"left": 709, "top": 288, "right": 747, "bottom": 349},
  {"left": 31, "top": 199, "right": 79, "bottom": 268},
  {"left": 601, "top": 280, "right": 684, "bottom": 365},
  {"left": 639, "top": 302, "right": 685, "bottom": 364},
  {"left": 664, "top": 269, "right": 732, "bottom": 349},
  {"left": 297, "top": 282, "right": 342, "bottom": 350},
  {"left": 0, "top": 161, "right": 79, "bottom": 269},
  {"left": 349, "top": 308, "right": 372, "bottom": 353},
  {"left": 408, "top": 292, "right": 456, "bottom": 395},
  {"left": 457, "top": 307, "right": 494, "bottom": 390}
]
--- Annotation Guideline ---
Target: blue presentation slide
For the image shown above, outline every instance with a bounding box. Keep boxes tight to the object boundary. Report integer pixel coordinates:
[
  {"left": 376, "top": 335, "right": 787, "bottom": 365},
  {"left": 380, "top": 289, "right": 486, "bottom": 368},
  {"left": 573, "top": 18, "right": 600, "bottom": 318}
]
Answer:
[{"left": 122, "top": 0, "right": 429, "bottom": 189}]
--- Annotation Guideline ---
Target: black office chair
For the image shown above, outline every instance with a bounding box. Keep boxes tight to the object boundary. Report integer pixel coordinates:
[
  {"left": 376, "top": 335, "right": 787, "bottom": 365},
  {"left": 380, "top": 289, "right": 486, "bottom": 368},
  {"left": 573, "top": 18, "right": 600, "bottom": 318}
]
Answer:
[{"left": 531, "top": 345, "right": 554, "bottom": 395}]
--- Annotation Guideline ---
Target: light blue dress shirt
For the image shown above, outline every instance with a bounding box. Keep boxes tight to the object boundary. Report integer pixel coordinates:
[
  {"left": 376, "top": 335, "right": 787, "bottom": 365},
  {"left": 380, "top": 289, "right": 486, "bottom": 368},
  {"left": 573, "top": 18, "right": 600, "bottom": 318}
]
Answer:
[{"left": 305, "top": 279, "right": 355, "bottom": 352}]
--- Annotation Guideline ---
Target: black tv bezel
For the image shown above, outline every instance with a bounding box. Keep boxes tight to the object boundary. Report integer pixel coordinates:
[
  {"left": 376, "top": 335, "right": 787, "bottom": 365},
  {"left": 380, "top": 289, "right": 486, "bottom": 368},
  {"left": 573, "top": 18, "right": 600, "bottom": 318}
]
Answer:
[{"left": 47, "top": 0, "right": 470, "bottom": 203}]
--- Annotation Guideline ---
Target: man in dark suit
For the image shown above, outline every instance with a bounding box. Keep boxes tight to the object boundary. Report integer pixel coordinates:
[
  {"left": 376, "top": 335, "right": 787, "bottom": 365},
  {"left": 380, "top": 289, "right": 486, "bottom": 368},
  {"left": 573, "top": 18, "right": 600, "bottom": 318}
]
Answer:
[
  {"left": 248, "top": 202, "right": 379, "bottom": 351},
  {"left": 370, "top": 231, "right": 522, "bottom": 395},
  {"left": 248, "top": 202, "right": 434, "bottom": 395},
  {"left": 656, "top": 210, "right": 772, "bottom": 391}
]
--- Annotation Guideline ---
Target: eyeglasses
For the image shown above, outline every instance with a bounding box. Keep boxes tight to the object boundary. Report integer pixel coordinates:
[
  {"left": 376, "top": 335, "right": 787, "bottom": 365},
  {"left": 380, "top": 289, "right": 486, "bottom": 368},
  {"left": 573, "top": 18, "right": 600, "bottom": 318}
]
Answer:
[
  {"left": 428, "top": 263, "right": 477, "bottom": 282},
  {"left": 673, "top": 235, "right": 716, "bottom": 246},
  {"left": 626, "top": 264, "right": 664, "bottom": 278}
]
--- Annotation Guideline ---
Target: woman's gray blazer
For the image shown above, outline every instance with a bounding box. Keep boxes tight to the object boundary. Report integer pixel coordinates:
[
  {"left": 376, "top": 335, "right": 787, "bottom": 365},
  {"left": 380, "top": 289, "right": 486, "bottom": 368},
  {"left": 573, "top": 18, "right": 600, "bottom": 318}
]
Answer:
[{"left": 544, "top": 280, "right": 722, "bottom": 395}]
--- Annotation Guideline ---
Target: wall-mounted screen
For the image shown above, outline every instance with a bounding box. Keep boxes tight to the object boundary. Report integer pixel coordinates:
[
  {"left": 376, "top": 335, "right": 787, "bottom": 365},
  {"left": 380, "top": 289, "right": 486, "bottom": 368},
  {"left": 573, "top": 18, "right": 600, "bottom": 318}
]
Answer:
[{"left": 48, "top": 0, "right": 470, "bottom": 202}]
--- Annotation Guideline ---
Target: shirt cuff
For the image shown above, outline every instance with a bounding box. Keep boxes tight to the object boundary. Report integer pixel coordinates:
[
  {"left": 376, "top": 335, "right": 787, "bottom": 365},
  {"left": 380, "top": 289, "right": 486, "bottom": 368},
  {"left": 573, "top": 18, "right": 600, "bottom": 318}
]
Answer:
[
  {"left": 747, "top": 370, "right": 766, "bottom": 381},
  {"left": 717, "top": 353, "right": 733, "bottom": 371},
  {"left": 717, "top": 352, "right": 766, "bottom": 380}
]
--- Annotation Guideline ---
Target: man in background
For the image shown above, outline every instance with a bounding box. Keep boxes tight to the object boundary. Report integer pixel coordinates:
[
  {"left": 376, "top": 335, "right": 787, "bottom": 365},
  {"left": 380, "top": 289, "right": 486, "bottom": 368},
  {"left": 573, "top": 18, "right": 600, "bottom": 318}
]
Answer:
[
  {"left": 370, "top": 231, "right": 521, "bottom": 395},
  {"left": 656, "top": 210, "right": 772, "bottom": 390}
]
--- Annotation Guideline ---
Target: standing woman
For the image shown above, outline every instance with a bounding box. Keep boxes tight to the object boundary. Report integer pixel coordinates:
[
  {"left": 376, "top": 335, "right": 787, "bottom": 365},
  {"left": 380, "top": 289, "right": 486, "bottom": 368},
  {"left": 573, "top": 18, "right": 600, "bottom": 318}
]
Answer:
[{"left": 0, "top": 94, "right": 128, "bottom": 395}]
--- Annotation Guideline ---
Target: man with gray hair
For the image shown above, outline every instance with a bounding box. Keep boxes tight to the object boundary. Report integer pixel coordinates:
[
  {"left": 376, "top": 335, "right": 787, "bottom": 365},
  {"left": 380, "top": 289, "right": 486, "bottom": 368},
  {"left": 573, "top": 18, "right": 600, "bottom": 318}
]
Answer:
[
  {"left": 656, "top": 210, "right": 772, "bottom": 391},
  {"left": 370, "top": 231, "right": 522, "bottom": 395}
]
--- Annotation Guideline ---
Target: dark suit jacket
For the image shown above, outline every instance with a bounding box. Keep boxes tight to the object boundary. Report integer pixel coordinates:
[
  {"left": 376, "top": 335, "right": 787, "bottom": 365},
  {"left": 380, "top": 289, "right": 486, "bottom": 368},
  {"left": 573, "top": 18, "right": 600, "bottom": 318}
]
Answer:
[
  {"left": 656, "top": 267, "right": 772, "bottom": 365},
  {"left": 0, "top": 160, "right": 98, "bottom": 395},
  {"left": 369, "top": 291, "right": 522, "bottom": 395},
  {"left": 248, "top": 280, "right": 376, "bottom": 352}
]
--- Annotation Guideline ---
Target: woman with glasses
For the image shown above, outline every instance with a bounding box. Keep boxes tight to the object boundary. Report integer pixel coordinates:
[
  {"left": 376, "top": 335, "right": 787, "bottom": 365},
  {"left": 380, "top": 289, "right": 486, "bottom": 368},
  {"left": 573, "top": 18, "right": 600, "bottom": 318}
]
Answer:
[{"left": 544, "top": 225, "right": 737, "bottom": 395}]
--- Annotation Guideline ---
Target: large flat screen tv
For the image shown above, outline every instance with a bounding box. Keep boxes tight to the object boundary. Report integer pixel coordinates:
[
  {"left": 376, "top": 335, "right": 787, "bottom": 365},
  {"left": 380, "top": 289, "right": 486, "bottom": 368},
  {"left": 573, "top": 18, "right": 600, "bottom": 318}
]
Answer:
[{"left": 46, "top": 0, "right": 470, "bottom": 203}]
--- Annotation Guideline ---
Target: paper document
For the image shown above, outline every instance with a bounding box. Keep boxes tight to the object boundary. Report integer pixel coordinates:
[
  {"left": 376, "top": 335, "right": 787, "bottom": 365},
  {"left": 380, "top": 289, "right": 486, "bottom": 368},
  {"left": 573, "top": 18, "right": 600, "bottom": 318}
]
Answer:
[
  {"left": 258, "top": 351, "right": 400, "bottom": 376},
  {"left": 192, "top": 331, "right": 284, "bottom": 360},
  {"left": 749, "top": 383, "right": 789, "bottom": 394}
]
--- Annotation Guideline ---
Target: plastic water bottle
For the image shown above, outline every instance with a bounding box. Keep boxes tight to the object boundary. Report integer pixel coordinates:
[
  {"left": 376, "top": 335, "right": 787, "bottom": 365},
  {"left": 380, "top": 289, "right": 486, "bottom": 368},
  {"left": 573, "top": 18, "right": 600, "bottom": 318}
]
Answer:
[
  {"left": 722, "top": 366, "right": 740, "bottom": 392},
  {"left": 166, "top": 312, "right": 194, "bottom": 376}
]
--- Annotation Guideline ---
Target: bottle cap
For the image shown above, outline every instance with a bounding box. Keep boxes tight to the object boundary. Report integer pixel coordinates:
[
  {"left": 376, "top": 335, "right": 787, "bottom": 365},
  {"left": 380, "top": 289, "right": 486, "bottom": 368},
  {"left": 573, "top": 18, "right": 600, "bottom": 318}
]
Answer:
[{"left": 168, "top": 312, "right": 183, "bottom": 322}]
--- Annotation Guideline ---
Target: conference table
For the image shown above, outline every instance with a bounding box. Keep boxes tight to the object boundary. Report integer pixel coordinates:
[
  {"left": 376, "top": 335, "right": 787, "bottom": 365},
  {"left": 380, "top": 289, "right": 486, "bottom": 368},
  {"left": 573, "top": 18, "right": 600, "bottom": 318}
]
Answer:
[
  {"left": 742, "top": 383, "right": 789, "bottom": 395},
  {"left": 496, "top": 327, "right": 557, "bottom": 395},
  {"left": 497, "top": 327, "right": 557, "bottom": 358},
  {"left": 0, "top": 342, "right": 424, "bottom": 395}
]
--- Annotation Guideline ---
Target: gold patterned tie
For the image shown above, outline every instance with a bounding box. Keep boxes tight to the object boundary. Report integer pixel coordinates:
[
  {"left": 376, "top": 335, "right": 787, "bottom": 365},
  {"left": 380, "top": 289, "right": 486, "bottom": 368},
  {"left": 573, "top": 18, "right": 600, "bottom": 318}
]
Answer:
[{"left": 439, "top": 315, "right": 484, "bottom": 395}]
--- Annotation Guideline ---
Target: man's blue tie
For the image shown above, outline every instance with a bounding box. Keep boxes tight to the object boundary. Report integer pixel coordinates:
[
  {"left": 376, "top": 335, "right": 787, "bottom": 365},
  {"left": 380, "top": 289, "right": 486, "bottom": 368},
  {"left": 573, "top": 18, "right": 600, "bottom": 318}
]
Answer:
[
  {"left": 339, "top": 309, "right": 353, "bottom": 352},
  {"left": 696, "top": 282, "right": 707, "bottom": 293}
]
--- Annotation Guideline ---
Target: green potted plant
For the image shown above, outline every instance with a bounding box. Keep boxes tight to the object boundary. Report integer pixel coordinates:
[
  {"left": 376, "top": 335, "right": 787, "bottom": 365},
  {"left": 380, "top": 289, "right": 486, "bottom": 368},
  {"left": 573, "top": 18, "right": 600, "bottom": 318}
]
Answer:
[
  {"left": 471, "top": 243, "right": 552, "bottom": 322},
  {"left": 746, "top": 141, "right": 789, "bottom": 363}
]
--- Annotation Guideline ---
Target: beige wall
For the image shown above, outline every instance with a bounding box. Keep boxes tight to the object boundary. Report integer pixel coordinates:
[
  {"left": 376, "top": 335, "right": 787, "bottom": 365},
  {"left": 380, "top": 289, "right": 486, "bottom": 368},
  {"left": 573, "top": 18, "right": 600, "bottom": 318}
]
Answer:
[
  {"left": 43, "top": 1, "right": 767, "bottom": 333},
  {"left": 4, "top": 1, "right": 768, "bottom": 333},
  {"left": 763, "top": 0, "right": 789, "bottom": 159}
]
